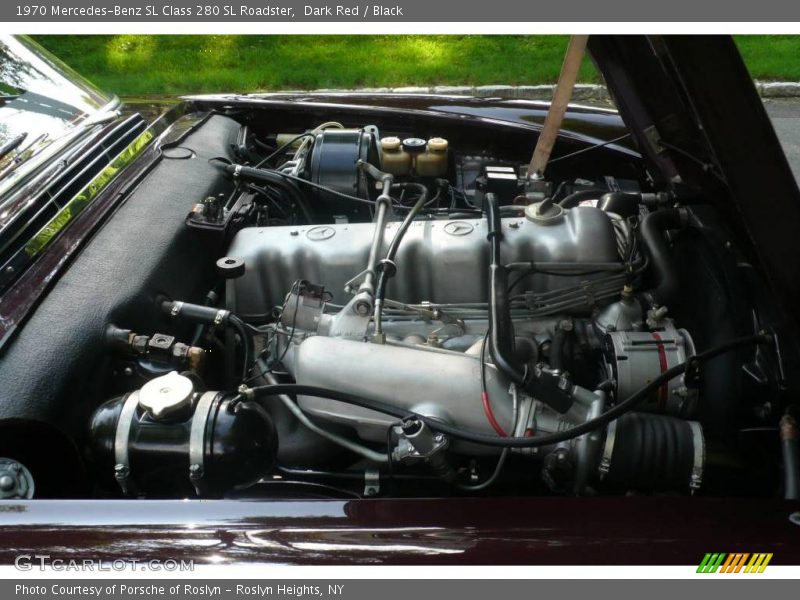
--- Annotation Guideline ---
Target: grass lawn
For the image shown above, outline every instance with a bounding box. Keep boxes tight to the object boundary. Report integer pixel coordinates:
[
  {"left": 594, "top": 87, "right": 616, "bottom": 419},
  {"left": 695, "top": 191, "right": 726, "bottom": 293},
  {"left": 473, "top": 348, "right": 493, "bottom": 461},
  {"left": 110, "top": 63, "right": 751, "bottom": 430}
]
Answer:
[{"left": 30, "top": 35, "right": 800, "bottom": 97}]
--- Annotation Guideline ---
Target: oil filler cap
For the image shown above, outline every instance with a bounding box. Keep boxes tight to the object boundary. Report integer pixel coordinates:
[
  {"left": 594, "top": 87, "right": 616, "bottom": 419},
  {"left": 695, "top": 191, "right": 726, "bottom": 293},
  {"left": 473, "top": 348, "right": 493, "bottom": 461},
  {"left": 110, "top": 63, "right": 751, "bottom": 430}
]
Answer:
[
  {"left": 138, "top": 371, "right": 195, "bottom": 421},
  {"left": 525, "top": 201, "right": 565, "bottom": 225}
]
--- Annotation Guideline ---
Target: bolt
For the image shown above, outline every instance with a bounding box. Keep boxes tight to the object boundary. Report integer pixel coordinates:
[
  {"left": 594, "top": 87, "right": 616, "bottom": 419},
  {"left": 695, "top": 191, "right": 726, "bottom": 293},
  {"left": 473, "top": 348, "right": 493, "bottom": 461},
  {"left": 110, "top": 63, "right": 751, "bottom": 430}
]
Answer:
[
  {"left": 558, "top": 373, "right": 572, "bottom": 391},
  {"left": 0, "top": 474, "right": 16, "bottom": 492},
  {"left": 354, "top": 300, "right": 371, "bottom": 316},
  {"left": 123, "top": 367, "right": 134, "bottom": 376}
]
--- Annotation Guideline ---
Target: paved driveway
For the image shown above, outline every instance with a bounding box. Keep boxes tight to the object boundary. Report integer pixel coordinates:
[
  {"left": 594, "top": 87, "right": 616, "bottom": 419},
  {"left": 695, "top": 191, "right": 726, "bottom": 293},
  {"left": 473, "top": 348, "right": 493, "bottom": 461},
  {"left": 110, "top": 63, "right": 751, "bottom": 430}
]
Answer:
[{"left": 764, "top": 99, "right": 800, "bottom": 184}]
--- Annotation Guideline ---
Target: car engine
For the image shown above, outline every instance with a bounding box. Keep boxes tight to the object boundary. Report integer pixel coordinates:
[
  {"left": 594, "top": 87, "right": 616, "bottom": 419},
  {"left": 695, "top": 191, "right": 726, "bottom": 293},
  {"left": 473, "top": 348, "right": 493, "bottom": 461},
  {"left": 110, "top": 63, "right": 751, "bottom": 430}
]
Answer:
[{"left": 2, "top": 110, "right": 793, "bottom": 502}]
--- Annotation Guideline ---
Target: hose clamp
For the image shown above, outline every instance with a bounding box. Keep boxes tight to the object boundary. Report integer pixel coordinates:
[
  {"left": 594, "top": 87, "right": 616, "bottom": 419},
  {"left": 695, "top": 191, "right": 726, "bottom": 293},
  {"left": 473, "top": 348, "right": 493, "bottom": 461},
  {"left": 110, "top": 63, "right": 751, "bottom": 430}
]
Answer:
[
  {"left": 188, "top": 392, "right": 219, "bottom": 496},
  {"left": 688, "top": 420, "right": 705, "bottom": 493},
  {"left": 237, "top": 384, "right": 255, "bottom": 401},
  {"left": 598, "top": 418, "right": 617, "bottom": 479},
  {"left": 169, "top": 301, "right": 183, "bottom": 317},
  {"left": 113, "top": 391, "right": 141, "bottom": 496},
  {"left": 213, "top": 309, "right": 229, "bottom": 328}
]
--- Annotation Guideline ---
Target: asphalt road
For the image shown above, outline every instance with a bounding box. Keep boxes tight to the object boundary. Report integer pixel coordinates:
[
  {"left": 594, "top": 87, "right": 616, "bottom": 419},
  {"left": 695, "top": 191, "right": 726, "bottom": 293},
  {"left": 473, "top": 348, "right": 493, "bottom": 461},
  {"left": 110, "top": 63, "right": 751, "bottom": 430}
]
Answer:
[{"left": 764, "top": 99, "right": 800, "bottom": 183}]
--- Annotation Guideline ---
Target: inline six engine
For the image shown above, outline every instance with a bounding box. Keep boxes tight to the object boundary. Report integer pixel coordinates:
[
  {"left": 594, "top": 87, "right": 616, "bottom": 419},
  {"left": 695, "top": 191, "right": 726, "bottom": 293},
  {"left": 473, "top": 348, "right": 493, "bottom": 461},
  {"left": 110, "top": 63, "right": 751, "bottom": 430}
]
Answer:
[{"left": 76, "top": 118, "right": 786, "bottom": 500}]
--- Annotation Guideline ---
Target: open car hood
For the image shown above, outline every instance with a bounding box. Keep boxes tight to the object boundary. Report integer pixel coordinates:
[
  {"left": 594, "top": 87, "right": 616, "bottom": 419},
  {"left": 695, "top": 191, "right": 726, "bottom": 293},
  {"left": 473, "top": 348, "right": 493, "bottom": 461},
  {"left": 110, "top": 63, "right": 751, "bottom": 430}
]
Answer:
[{"left": 589, "top": 35, "right": 800, "bottom": 332}]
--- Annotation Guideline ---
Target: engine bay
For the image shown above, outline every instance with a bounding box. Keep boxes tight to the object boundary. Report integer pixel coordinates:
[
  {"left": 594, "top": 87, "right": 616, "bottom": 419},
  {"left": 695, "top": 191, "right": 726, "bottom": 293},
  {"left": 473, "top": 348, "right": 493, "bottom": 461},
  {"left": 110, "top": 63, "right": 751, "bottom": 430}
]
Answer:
[{"left": 0, "top": 105, "right": 796, "bottom": 502}]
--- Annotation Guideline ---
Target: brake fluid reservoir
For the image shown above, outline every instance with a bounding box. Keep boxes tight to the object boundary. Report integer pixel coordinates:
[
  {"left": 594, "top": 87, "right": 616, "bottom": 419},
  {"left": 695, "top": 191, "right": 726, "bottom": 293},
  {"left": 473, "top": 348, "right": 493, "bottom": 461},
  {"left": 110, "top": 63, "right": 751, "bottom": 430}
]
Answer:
[
  {"left": 415, "top": 137, "right": 449, "bottom": 177},
  {"left": 379, "top": 137, "right": 412, "bottom": 176}
]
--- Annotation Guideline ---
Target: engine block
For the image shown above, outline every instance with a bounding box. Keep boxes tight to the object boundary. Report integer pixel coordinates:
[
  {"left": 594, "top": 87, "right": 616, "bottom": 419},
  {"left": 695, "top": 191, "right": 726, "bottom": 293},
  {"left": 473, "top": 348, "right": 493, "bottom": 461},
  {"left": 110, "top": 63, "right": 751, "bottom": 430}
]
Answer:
[{"left": 227, "top": 207, "right": 622, "bottom": 319}]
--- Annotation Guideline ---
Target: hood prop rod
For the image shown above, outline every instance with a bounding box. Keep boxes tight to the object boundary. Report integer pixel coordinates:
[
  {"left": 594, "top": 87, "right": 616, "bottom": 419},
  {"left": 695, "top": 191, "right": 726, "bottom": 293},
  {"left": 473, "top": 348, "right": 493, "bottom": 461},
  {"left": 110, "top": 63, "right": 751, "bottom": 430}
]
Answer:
[{"left": 528, "top": 35, "right": 589, "bottom": 179}]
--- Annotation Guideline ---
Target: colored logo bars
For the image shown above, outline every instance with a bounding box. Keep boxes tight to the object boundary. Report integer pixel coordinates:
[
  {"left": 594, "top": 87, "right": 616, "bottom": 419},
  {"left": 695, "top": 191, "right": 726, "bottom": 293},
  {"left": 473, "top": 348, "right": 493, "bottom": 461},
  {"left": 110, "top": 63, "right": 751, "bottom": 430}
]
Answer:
[{"left": 697, "top": 553, "right": 773, "bottom": 573}]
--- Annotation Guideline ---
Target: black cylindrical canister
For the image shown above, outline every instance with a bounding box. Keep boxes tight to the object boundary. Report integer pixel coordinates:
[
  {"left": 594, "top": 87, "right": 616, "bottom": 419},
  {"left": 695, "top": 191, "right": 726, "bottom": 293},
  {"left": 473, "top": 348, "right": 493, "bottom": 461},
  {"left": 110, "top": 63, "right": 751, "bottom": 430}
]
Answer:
[{"left": 89, "top": 386, "right": 277, "bottom": 496}]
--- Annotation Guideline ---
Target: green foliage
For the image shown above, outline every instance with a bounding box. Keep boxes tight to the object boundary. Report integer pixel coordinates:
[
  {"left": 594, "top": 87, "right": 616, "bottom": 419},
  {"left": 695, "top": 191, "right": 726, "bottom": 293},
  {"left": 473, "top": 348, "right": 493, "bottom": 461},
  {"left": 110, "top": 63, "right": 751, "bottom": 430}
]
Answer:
[
  {"left": 31, "top": 35, "right": 598, "bottom": 95},
  {"left": 29, "top": 35, "right": 798, "bottom": 97}
]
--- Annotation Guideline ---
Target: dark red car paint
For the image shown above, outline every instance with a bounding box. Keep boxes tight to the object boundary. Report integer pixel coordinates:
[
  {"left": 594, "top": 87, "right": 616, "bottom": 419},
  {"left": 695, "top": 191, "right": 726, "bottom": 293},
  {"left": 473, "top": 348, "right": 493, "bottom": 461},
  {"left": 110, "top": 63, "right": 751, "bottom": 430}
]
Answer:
[{"left": 1, "top": 497, "right": 798, "bottom": 565}]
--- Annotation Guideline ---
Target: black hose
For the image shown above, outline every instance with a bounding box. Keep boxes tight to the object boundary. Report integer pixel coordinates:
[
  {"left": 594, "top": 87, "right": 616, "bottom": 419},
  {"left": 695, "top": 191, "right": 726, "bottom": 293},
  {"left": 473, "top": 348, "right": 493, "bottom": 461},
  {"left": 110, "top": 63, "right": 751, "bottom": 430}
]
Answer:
[
  {"left": 190, "top": 288, "right": 219, "bottom": 347},
  {"left": 485, "top": 193, "right": 572, "bottom": 413},
  {"left": 640, "top": 208, "right": 685, "bottom": 307},
  {"left": 221, "top": 163, "right": 314, "bottom": 223},
  {"left": 558, "top": 188, "right": 606, "bottom": 209},
  {"left": 550, "top": 326, "right": 568, "bottom": 372},
  {"left": 248, "top": 334, "right": 769, "bottom": 449},
  {"left": 598, "top": 191, "right": 642, "bottom": 219},
  {"left": 161, "top": 300, "right": 253, "bottom": 383},
  {"left": 374, "top": 183, "right": 429, "bottom": 335},
  {"left": 385, "top": 183, "right": 428, "bottom": 262},
  {"left": 228, "top": 315, "right": 254, "bottom": 383},
  {"left": 486, "top": 193, "right": 523, "bottom": 382}
]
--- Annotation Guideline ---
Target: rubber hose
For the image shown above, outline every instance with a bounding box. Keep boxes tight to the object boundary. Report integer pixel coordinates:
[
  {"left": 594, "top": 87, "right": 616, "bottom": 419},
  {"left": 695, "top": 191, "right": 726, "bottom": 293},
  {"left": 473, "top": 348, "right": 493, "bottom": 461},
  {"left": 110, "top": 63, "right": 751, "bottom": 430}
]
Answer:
[
  {"left": 640, "top": 208, "right": 685, "bottom": 307},
  {"left": 558, "top": 188, "right": 606, "bottom": 209},
  {"left": 485, "top": 193, "right": 572, "bottom": 413},
  {"left": 224, "top": 163, "right": 314, "bottom": 223}
]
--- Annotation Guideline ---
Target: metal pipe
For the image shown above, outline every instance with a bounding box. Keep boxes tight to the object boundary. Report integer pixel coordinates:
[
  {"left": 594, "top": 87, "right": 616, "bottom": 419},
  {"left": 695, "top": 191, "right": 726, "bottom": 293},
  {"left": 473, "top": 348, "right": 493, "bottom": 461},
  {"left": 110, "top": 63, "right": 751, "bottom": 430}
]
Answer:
[
  {"left": 260, "top": 368, "right": 388, "bottom": 464},
  {"left": 361, "top": 193, "right": 391, "bottom": 296},
  {"left": 353, "top": 163, "right": 394, "bottom": 316},
  {"left": 374, "top": 183, "right": 429, "bottom": 338}
]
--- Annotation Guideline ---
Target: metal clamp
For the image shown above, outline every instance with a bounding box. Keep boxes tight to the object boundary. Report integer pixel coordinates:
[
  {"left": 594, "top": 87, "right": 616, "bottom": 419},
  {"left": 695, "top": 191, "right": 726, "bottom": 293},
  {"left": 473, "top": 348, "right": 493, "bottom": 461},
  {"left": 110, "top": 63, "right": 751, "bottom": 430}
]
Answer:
[
  {"left": 213, "top": 309, "right": 228, "bottom": 328},
  {"left": 598, "top": 418, "right": 617, "bottom": 479},
  {"left": 114, "top": 391, "right": 141, "bottom": 496},
  {"left": 364, "top": 468, "right": 380, "bottom": 497},
  {"left": 688, "top": 420, "right": 705, "bottom": 493},
  {"left": 188, "top": 392, "right": 218, "bottom": 496},
  {"left": 169, "top": 301, "right": 184, "bottom": 318}
]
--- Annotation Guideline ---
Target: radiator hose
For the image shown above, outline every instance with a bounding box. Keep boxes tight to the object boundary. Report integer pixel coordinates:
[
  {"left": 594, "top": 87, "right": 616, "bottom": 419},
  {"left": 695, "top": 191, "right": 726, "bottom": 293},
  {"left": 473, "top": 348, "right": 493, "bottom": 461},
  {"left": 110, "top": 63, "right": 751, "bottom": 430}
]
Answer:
[{"left": 640, "top": 207, "right": 686, "bottom": 308}]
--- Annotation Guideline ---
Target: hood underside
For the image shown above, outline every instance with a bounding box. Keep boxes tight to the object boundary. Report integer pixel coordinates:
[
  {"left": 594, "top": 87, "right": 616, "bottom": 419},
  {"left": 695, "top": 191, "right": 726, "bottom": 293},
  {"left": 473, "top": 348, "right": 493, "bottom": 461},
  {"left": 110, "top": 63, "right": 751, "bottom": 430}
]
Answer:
[{"left": 589, "top": 35, "right": 800, "bottom": 332}]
